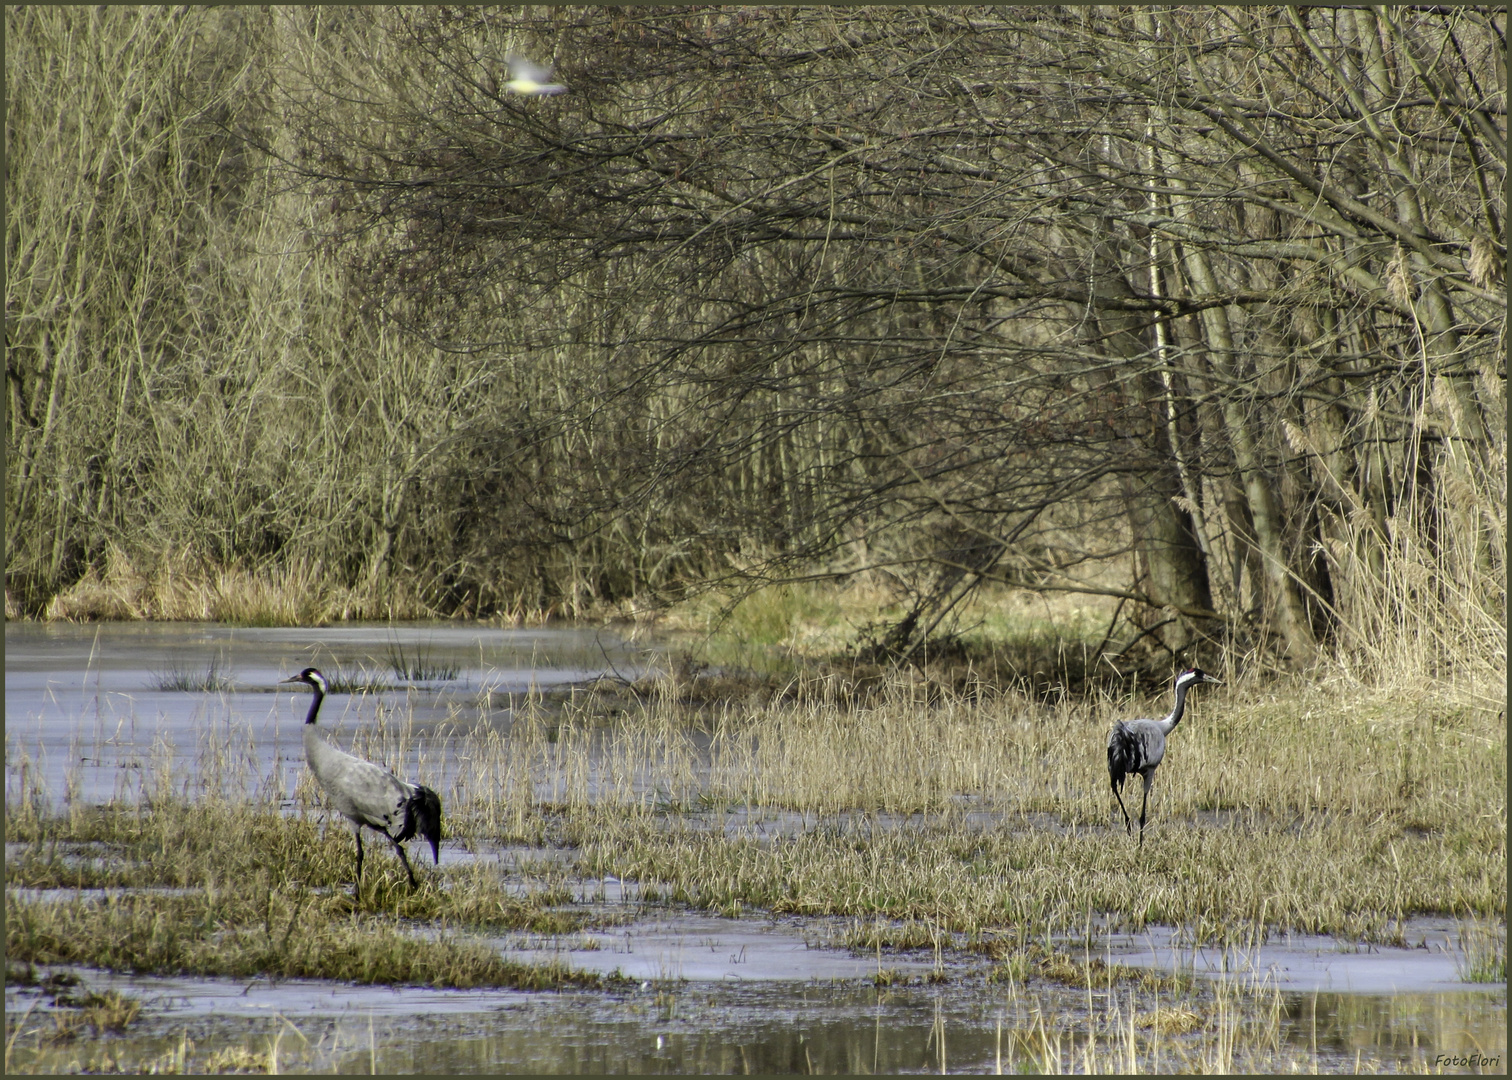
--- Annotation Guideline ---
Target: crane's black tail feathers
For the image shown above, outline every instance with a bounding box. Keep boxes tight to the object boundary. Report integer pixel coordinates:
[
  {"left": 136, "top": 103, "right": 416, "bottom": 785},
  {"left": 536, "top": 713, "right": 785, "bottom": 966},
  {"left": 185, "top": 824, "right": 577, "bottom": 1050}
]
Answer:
[
  {"left": 397, "top": 784, "right": 443, "bottom": 864},
  {"left": 1107, "top": 722, "right": 1142, "bottom": 793}
]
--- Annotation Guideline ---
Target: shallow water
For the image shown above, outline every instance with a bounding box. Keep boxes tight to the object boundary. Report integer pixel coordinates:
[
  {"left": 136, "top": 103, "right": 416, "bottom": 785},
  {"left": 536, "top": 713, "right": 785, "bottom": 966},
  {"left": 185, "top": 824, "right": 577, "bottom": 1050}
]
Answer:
[
  {"left": 4, "top": 620, "right": 659, "bottom": 807},
  {"left": 7, "top": 959, "right": 1504, "bottom": 1074},
  {"left": 1105, "top": 921, "right": 1483, "bottom": 994},
  {"left": 489, "top": 911, "right": 943, "bottom": 984},
  {"left": 7, "top": 878, "right": 1505, "bottom": 1072},
  {"left": 5, "top": 621, "right": 1507, "bottom": 1073}
]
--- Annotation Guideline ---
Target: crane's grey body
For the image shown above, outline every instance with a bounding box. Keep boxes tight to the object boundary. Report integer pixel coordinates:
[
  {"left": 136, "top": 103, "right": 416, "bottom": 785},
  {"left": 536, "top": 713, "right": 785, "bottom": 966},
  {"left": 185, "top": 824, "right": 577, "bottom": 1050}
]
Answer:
[
  {"left": 284, "top": 668, "right": 442, "bottom": 894},
  {"left": 1107, "top": 667, "right": 1220, "bottom": 847},
  {"left": 302, "top": 724, "right": 418, "bottom": 838}
]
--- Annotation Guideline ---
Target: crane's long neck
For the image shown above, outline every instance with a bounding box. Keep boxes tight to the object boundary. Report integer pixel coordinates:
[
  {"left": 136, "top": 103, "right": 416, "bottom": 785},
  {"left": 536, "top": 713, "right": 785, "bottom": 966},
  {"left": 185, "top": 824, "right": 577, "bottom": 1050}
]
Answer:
[
  {"left": 1156, "top": 680, "right": 1191, "bottom": 735},
  {"left": 303, "top": 686, "right": 324, "bottom": 726}
]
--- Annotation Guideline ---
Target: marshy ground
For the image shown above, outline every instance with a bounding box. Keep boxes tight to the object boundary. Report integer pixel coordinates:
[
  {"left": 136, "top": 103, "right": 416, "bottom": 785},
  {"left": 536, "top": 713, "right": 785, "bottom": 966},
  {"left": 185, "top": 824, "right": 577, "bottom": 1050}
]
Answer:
[{"left": 4, "top": 620, "right": 1505, "bottom": 1073}]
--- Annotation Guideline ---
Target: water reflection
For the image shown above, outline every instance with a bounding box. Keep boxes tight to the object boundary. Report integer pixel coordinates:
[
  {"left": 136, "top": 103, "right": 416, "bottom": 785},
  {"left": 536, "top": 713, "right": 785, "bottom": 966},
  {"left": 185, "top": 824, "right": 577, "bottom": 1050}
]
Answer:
[
  {"left": 1285, "top": 989, "right": 1508, "bottom": 1065},
  {"left": 313, "top": 985, "right": 1512, "bottom": 1075},
  {"left": 8, "top": 977, "right": 1504, "bottom": 1074},
  {"left": 350, "top": 995, "right": 928, "bottom": 1074}
]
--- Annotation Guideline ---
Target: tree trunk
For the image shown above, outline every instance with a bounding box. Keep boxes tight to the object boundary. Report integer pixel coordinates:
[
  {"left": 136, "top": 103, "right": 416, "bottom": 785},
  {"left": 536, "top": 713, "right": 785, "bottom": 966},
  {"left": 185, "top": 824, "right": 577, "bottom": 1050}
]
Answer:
[
  {"left": 1083, "top": 260, "right": 1216, "bottom": 657},
  {"left": 1182, "top": 247, "right": 1317, "bottom": 662}
]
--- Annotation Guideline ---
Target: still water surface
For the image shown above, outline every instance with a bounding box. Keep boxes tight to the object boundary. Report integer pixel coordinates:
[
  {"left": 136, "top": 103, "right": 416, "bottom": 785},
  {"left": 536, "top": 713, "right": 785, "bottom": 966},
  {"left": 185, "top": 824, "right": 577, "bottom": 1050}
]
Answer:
[{"left": 4, "top": 620, "right": 658, "bottom": 806}]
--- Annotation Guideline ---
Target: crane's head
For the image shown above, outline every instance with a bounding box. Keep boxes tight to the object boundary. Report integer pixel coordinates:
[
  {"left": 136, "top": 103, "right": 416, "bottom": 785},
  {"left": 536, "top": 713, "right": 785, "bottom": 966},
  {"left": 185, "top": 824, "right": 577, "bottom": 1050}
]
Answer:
[
  {"left": 281, "top": 667, "right": 328, "bottom": 695},
  {"left": 1177, "top": 667, "right": 1221, "bottom": 688}
]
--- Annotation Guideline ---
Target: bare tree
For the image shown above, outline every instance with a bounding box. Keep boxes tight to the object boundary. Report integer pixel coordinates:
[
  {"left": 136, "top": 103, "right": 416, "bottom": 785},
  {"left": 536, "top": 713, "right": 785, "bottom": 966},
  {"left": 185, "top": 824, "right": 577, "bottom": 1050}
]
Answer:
[{"left": 10, "top": 7, "right": 1502, "bottom": 680}]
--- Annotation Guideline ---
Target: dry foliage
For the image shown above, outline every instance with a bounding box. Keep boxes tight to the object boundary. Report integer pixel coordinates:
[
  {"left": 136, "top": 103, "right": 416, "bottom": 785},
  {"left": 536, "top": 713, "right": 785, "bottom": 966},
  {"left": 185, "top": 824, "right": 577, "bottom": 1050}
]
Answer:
[{"left": 5, "top": 7, "right": 1504, "bottom": 683}]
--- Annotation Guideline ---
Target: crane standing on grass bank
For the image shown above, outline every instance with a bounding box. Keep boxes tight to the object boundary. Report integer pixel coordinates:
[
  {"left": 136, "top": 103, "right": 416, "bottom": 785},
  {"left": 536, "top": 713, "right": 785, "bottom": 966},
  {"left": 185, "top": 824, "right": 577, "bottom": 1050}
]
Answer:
[
  {"left": 282, "top": 667, "right": 442, "bottom": 896},
  {"left": 1107, "top": 667, "right": 1222, "bottom": 848}
]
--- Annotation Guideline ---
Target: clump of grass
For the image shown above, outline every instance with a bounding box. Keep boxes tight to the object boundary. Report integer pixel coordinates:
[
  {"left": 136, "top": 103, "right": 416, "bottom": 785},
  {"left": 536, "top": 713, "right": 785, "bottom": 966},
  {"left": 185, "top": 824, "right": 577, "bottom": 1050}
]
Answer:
[
  {"left": 1135, "top": 1006, "right": 1205, "bottom": 1035},
  {"left": 149, "top": 658, "right": 235, "bottom": 692},
  {"left": 5, "top": 889, "right": 603, "bottom": 990},
  {"left": 5, "top": 799, "right": 604, "bottom": 934},
  {"left": 384, "top": 637, "right": 459, "bottom": 683},
  {"left": 204, "top": 1045, "right": 274, "bottom": 1074},
  {"left": 1456, "top": 919, "right": 1507, "bottom": 983},
  {"left": 10, "top": 1025, "right": 255, "bottom": 1076},
  {"left": 987, "top": 951, "right": 1031, "bottom": 984},
  {"left": 6, "top": 970, "right": 144, "bottom": 1055},
  {"left": 4, "top": 787, "right": 625, "bottom": 990},
  {"left": 843, "top": 918, "right": 943, "bottom": 953},
  {"left": 669, "top": 582, "right": 842, "bottom": 651},
  {"left": 299, "top": 664, "right": 392, "bottom": 694},
  {"left": 45, "top": 989, "right": 142, "bottom": 1039},
  {"left": 982, "top": 942, "right": 1189, "bottom": 993},
  {"left": 5, "top": 963, "right": 44, "bottom": 987}
]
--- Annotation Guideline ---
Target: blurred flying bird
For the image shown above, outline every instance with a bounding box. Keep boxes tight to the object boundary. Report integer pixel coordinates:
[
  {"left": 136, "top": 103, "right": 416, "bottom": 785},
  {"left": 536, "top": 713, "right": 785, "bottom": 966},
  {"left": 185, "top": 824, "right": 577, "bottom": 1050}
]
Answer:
[
  {"left": 1107, "top": 667, "right": 1222, "bottom": 848},
  {"left": 282, "top": 667, "right": 442, "bottom": 896},
  {"left": 504, "top": 53, "right": 566, "bottom": 96}
]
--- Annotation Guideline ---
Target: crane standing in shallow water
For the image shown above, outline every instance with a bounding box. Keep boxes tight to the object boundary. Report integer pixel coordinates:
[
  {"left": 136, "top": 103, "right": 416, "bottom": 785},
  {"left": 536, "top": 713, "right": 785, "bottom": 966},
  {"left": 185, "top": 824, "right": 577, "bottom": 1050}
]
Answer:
[
  {"left": 1107, "top": 667, "right": 1222, "bottom": 848},
  {"left": 282, "top": 667, "right": 442, "bottom": 896}
]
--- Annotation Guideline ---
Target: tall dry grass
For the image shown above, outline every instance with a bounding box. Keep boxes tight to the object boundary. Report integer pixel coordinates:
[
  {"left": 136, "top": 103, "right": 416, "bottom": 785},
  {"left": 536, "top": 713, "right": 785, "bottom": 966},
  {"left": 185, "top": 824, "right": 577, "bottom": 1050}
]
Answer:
[
  {"left": 9, "top": 658, "right": 1500, "bottom": 948},
  {"left": 37, "top": 543, "right": 435, "bottom": 625},
  {"left": 3, "top": 649, "right": 1501, "bottom": 1080},
  {"left": 536, "top": 671, "right": 1503, "bottom": 939},
  {"left": 1318, "top": 444, "right": 1506, "bottom": 702},
  {"left": 72, "top": 653, "right": 1481, "bottom": 943}
]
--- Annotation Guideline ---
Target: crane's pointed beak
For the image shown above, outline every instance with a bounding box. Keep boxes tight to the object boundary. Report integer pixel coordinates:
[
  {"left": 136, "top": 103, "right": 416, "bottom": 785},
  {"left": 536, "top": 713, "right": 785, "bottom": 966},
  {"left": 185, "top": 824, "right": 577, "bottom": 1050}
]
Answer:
[
  {"left": 1205, "top": 675, "right": 1223, "bottom": 685},
  {"left": 280, "top": 674, "right": 303, "bottom": 684}
]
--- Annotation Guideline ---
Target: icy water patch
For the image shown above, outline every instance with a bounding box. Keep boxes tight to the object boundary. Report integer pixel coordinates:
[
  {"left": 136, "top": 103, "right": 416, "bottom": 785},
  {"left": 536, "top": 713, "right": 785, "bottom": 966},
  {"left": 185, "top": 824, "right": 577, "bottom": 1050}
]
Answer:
[
  {"left": 1109, "top": 920, "right": 1485, "bottom": 994},
  {"left": 2, "top": 620, "right": 654, "bottom": 698},
  {"left": 4, "top": 621, "right": 661, "bottom": 808},
  {"left": 491, "top": 912, "right": 940, "bottom": 984}
]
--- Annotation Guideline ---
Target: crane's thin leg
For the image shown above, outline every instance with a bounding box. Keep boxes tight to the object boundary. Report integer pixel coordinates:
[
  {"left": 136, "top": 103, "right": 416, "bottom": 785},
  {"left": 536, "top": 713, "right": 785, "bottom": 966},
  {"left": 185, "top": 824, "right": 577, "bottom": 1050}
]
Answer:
[
  {"left": 1111, "top": 781, "right": 1132, "bottom": 835},
  {"left": 1137, "top": 775, "right": 1151, "bottom": 850},
  {"left": 388, "top": 834, "right": 419, "bottom": 888},
  {"left": 353, "top": 828, "right": 365, "bottom": 899}
]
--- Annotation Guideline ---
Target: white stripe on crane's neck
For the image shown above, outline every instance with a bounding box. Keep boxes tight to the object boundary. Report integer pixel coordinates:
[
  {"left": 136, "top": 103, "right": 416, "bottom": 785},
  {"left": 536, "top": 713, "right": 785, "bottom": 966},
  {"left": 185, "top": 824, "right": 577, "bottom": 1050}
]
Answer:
[
  {"left": 302, "top": 671, "right": 327, "bottom": 725},
  {"left": 1157, "top": 671, "right": 1201, "bottom": 734}
]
